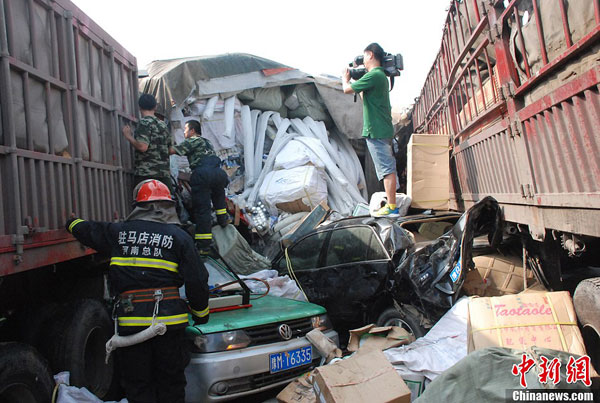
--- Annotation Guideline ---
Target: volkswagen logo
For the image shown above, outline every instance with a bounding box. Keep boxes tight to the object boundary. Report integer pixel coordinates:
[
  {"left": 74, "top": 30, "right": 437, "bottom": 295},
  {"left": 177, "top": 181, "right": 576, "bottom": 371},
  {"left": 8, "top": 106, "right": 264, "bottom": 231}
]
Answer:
[{"left": 278, "top": 324, "right": 293, "bottom": 340}]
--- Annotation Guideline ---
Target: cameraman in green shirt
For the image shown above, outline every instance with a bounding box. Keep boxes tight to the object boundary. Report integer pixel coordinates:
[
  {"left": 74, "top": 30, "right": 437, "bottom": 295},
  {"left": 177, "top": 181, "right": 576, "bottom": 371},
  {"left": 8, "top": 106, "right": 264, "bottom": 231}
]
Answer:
[{"left": 343, "top": 43, "right": 399, "bottom": 217}]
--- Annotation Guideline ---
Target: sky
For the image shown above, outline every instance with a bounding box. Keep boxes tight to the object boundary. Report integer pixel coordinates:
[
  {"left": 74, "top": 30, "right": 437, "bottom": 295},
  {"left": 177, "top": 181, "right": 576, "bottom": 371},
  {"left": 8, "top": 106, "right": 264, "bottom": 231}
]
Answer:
[{"left": 71, "top": 0, "right": 450, "bottom": 111}]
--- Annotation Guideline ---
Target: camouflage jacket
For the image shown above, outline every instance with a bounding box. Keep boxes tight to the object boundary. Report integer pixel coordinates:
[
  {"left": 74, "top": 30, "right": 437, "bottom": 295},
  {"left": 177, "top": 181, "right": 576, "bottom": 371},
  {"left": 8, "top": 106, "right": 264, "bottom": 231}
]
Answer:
[
  {"left": 134, "top": 115, "right": 171, "bottom": 177},
  {"left": 171, "top": 135, "right": 216, "bottom": 170}
]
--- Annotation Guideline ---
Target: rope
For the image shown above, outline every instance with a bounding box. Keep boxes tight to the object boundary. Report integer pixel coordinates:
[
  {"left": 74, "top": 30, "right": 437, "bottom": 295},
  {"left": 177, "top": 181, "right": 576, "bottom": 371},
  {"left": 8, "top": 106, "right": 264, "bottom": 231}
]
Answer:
[
  {"left": 285, "top": 247, "right": 308, "bottom": 301},
  {"left": 51, "top": 383, "right": 60, "bottom": 403}
]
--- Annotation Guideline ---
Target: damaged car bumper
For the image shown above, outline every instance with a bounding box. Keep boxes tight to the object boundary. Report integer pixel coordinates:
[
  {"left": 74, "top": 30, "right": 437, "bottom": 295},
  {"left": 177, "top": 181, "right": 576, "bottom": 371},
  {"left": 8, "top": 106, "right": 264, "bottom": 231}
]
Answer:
[{"left": 185, "top": 329, "right": 338, "bottom": 402}]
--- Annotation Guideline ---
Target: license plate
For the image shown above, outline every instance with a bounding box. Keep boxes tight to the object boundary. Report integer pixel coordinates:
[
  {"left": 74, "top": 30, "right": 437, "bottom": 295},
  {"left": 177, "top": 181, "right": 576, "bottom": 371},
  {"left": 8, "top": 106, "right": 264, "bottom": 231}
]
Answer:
[{"left": 269, "top": 346, "right": 312, "bottom": 373}]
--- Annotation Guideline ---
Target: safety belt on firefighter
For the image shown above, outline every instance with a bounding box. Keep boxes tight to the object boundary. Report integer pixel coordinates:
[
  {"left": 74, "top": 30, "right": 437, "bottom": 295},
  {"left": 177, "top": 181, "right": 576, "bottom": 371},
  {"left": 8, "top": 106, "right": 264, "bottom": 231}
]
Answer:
[{"left": 105, "top": 289, "right": 167, "bottom": 363}]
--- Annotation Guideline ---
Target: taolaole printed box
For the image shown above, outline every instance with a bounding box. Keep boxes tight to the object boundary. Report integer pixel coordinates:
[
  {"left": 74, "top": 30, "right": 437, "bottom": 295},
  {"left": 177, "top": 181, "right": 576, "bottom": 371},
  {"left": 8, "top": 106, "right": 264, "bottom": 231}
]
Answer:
[{"left": 467, "top": 291, "right": 588, "bottom": 356}]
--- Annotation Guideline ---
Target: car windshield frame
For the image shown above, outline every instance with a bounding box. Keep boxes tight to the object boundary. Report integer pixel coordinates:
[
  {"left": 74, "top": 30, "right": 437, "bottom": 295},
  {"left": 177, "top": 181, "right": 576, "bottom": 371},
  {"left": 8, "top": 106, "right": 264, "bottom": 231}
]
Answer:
[
  {"left": 202, "top": 256, "right": 251, "bottom": 305},
  {"left": 277, "top": 224, "right": 392, "bottom": 273}
]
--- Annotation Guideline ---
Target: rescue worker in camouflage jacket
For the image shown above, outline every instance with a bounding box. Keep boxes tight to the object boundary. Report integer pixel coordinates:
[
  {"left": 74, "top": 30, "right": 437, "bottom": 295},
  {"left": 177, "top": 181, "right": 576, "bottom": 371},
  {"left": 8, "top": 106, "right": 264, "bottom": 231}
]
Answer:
[
  {"left": 170, "top": 119, "right": 229, "bottom": 253},
  {"left": 123, "top": 94, "right": 172, "bottom": 188},
  {"left": 66, "top": 179, "right": 209, "bottom": 403}
]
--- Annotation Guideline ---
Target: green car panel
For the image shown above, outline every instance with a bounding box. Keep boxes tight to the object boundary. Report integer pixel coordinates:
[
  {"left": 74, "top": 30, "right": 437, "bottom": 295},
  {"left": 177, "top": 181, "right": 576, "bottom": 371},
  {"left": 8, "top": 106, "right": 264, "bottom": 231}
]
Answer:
[{"left": 195, "top": 295, "right": 326, "bottom": 334}]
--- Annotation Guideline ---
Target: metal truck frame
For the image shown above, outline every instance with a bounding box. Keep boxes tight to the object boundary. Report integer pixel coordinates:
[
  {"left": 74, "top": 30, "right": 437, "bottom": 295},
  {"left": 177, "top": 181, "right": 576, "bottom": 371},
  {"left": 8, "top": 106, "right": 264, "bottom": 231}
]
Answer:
[
  {"left": 413, "top": 0, "right": 599, "bottom": 254},
  {"left": 0, "top": 0, "right": 137, "bottom": 399},
  {"left": 412, "top": 0, "right": 600, "bottom": 367}
]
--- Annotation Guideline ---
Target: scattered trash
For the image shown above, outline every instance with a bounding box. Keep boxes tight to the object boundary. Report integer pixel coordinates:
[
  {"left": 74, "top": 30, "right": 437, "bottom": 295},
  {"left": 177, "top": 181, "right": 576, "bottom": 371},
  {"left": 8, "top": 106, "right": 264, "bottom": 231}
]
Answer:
[
  {"left": 384, "top": 297, "right": 469, "bottom": 384},
  {"left": 306, "top": 329, "right": 343, "bottom": 364},
  {"left": 276, "top": 373, "right": 316, "bottom": 403},
  {"left": 53, "top": 372, "right": 127, "bottom": 403},
  {"left": 347, "top": 325, "right": 414, "bottom": 353},
  {"left": 240, "top": 269, "right": 307, "bottom": 301}
]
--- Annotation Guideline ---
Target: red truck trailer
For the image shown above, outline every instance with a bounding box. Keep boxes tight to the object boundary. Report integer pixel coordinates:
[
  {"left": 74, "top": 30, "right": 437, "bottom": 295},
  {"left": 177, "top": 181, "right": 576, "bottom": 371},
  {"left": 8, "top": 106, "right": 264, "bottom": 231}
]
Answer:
[
  {"left": 0, "top": 0, "right": 137, "bottom": 400},
  {"left": 412, "top": 0, "right": 599, "bottom": 365}
]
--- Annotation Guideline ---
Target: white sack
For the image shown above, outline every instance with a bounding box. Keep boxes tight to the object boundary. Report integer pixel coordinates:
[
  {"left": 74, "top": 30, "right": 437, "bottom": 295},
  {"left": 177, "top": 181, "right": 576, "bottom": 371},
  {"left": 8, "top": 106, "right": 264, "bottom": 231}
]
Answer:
[
  {"left": 55, "top": 371, "right": 126, "bottom": 403},
  {"left": 383, "top": 297, "right": 469, "bottom": 382},
  {"left": 259, "top": 165, "right": 327, "bottom": 213},
  {"left": 274, "top": 137, "right": 325, "bottom": 170},
  {"left": 241, "top": 270, "right": 307, "bottom": 302}
]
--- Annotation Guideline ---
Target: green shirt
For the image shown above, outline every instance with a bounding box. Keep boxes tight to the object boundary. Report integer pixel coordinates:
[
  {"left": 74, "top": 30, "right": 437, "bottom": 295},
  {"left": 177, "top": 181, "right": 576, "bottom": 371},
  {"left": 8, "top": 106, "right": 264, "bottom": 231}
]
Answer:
[
  {"left": 351, "top": 67, "right": 394, "bottom": 139},
  {"left": 172, "top": 136, "right": 216, "bottom": 170},
  {"left": 134, "top": 115, "right": 171, "bottom": 177}
]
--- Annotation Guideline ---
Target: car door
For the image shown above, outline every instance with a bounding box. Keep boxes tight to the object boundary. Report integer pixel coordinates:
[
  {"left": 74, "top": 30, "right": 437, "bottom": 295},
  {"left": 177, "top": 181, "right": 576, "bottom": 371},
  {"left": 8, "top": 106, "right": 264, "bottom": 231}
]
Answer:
[
  {"left": 319, "top": 225, "right": 391, "bottom": 324},
  {"left": 276, "top": 225, "right": 391, "bottom": 327},
  {"left": 274, "top": 230, "right": 329, "bottom": 301}
]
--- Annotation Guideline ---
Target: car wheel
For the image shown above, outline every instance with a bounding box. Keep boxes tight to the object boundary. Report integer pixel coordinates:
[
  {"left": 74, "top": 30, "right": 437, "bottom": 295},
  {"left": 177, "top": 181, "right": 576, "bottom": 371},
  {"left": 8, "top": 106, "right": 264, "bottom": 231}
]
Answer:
[
  {"left": 573, "top": 277, "right": 600, "bottom": 370},
  {"left": 0, "top": 342, "right": 54, "bottom": 403},
  {"left": 45, "top": 299, "right": 114, "bottom": 399},
  {"left": 376, "top": 306, "right": 427, "bottom": 338}
]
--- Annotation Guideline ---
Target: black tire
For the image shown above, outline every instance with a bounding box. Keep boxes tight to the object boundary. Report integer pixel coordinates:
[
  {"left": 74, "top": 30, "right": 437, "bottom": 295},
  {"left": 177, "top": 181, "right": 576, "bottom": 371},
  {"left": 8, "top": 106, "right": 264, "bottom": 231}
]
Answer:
[
  {"left": 573, "top": 277, "right": 600, "bottom": 369},
  {"left": 574, "top": 277, "right": 600, "bottom": 332},
  {"left": 376, "top": 305, "right": 427, "bottom": 338},
  {"left": 45, "top": 299, "right": 114, "bottom": 399},
  {"left": 0, "top": 342, "right": 54, "bottom": 403}
]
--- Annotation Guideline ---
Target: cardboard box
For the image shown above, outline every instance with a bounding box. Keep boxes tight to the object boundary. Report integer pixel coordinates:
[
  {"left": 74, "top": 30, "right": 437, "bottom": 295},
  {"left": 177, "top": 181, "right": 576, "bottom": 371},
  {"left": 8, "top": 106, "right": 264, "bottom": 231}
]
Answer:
[
  {"left": 407, "top": 134, "right": 450, "bottom": 210},
  {"left": 277, "top": 373, "right": 316, "bottom": 403},
  {"left": 463, "top": 253, "right": 542, "bottom": 297},
  {"left": 467, "top": 291, "right": 587, "bottom": 355},
  {"left": 281, "top": 201, "right": 330, "bottom": 247},
  {"left": 277, "top": 198, "right": 312, "bottom": 214},
  {"left": 347, "top": 325, "right": 414, "bottom": 353},
  {"left": 312, "top": 350, "right": 411, "bottom": 403}
]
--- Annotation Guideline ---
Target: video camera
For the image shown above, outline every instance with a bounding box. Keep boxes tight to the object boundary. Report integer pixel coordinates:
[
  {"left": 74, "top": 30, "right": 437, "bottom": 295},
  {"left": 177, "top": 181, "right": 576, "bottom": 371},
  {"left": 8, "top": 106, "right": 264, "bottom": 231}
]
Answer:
[{"left": 348, "top": 53, "right": 404, "bottom": 81}]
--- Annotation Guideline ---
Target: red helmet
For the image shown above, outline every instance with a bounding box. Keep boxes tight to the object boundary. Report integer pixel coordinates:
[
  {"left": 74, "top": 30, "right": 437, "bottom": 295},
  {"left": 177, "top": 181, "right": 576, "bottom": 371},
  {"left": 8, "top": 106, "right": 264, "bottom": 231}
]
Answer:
[{"left": 135, "top": 179, "right": 173, "bottom": 203}]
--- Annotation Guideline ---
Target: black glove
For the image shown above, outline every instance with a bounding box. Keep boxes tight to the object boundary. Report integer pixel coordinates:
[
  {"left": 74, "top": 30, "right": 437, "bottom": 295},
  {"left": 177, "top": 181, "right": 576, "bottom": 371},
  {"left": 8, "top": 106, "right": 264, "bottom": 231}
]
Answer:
[
  {"left": 216, "top": 214, "right": 230, "bottom": 228},
  {"left": 192, "top": 314, "right": 209, "bottom": 326},
  {"left": 65, "top": 217, "right": 78, "bottom": 232}
]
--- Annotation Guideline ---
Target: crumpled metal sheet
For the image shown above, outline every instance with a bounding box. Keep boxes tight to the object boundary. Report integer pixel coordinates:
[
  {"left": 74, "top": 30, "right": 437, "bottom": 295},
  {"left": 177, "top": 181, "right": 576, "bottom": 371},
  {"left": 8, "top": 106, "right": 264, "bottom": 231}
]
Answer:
[{"left": 393, "top": 196, "right": 503, "bottom": 310}]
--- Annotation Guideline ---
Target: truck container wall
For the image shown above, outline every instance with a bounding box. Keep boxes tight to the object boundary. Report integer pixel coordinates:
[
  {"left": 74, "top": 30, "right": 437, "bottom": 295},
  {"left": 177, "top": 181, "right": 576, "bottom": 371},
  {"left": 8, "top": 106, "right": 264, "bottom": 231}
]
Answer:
[
  {"left": 413, "top": 0, "right": 600, "bottom": 241},
  {"left": 0, "top": 0, "right": 137, "bottom": 276}
]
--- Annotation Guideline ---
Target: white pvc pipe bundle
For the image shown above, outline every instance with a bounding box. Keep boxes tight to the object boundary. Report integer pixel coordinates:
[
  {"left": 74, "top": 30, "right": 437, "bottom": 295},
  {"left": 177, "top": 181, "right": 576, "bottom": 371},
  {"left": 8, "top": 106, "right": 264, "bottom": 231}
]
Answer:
[
  {"left": 330, "top": 129, "right": 368, "bottom": 200},
  {"left": 241, "top": 105, "right": 255, "bottom": 187},
  {"left": 223, "top": 96, "right": 236, "bottom": 142},
  {"left": 202, "top": 95, "right": 219, "bottom": 120},
  {"left": 231, "top": 102, "right": 368, "bottom": 223},
  {"left": 247, "top": 122, "right": 295, "bottom": 206},
  {"left": 254, "top": 111, "right": 275, "bottom": 181}
]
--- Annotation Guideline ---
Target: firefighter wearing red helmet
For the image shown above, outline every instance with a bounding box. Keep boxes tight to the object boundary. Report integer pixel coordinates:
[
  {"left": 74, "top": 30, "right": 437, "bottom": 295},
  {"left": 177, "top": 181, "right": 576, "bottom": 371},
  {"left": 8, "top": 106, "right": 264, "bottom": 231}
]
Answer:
[{"left": 66, "top": 179, "right": 209, "bottom": 403}]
